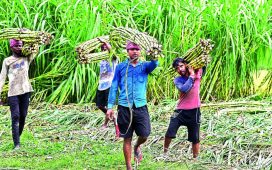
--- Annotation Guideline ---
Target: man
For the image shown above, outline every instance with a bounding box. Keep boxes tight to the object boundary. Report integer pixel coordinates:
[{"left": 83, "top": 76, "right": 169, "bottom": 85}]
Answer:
[
  {"left": 95, "top": 42, "right": 118, "bottom": 129},
  {"left": 106, "top": 41, "right": 158, "bottom": 170},
  {"left": 0, "top": 39, "right": 38, "bottom": 149},
  {"left": 164, "top": 57, "right": 203, "bottom": 159}
]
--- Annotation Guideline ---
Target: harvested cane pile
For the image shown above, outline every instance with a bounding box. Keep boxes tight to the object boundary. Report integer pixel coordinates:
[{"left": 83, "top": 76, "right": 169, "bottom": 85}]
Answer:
[
  {"left": 0, "top": 28, "right": 53, "bottom": 56},
  {"left": 11, "top": 100, "right": 271, "bottom": 169},
  {"left": 183, "top": 39, "right": 213, "bottom": 69},
  {"left": 75, "top": 35, "right": 110, "bottom": 64},
  {"left": 1, "top": 100, "right": 271, "bottom": 169}
]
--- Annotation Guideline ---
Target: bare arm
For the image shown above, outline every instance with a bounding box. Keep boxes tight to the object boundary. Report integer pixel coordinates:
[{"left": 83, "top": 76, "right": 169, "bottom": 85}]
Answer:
[
  {"left": 0, "top": 59, "right": 8, "bottom": 100},
  {"left": 28, "top": 44, "right": 39, "bottom": 63}
]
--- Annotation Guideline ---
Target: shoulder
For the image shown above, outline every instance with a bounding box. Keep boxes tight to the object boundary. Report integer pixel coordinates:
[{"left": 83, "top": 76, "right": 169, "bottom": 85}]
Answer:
[
  {"left": 115, "top": 61, "right": 124, "bottom": 71},
  {"left": 4, "top": 56, "right": 13, "bottom": 61},
  {"left": 100, "top": 60, "right": 109, "bottom": 65},
  {"left": 22, "top": 57, "right": 31, "bottom": 62},
  {"left": 2, "top": 58, "right": 8, "bottom": 64},
  {"left": 2, "top": 56, "right": 15, "bottom": 65},
  {"left": 142, "top": 60, "right": 159, "bottom": 69},
  {"left": 117, "top": 62, "right": 123, "bottom": 67},
  {"left": 117, "top": 60, "right": 128, "bottom": 67}
]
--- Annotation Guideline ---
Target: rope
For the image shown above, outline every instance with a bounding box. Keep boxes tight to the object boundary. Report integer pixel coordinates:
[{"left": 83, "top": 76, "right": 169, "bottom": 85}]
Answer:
[{"left": 117, "top": 57, "right": 138, "bottom": 136}]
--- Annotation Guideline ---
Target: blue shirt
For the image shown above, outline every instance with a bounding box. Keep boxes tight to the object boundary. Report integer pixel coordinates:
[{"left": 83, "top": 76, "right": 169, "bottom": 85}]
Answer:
[
  {"left": 174, "top": 76, "right": 194, "bottom": 93},
  {"left": 107, "top": 59, "right": 158, "bottom": 109}
]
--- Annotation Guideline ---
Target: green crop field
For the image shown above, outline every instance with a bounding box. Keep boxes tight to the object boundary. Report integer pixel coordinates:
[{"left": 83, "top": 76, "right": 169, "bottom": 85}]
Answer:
[
  {"left": 0, "top": 0, "right": 271, "bottom": 104},
  {"left": 0, "top": 0, "right": 271, "bottom": 169}
]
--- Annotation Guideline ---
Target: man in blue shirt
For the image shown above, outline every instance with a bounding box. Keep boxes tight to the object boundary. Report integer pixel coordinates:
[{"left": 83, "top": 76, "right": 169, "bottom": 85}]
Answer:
[{"left": 106, "top": 41, "right": 158, "bottom": 169}]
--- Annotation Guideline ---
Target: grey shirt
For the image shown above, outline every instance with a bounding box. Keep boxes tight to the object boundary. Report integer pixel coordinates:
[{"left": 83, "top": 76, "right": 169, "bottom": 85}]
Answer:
[{"left": 0, "top": 53, "right": 37, "bottom": 99}]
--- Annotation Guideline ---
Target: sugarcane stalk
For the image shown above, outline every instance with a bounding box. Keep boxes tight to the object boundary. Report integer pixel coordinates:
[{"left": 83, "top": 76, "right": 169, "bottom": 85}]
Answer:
[
  {"left": 179, "top": 39, "right": 214, "bottom": 69},
  {"left": 78, "top": 51, "right": 109, "bottom": 64},
  {"left": 22, "top": 43, "right": 39, "bottom": 56},
  {"left": 77, "top": 27, "right": 162, "bottom": 63},
  {"left": 0, "top": 28, "right": 53, "bottom": 56},
  {"left": 110, "top": 27, "right": 162, "bottom": 59}
]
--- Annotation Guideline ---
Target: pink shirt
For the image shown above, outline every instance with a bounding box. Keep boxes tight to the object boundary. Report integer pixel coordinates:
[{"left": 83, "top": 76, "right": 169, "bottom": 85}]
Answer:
[{"left": 176, "top": 69, "right": 202, "bottom": 110}]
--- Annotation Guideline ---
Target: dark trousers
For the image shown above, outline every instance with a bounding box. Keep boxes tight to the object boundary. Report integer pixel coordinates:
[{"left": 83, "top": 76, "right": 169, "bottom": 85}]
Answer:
[{"left": 8, "top": 93, "right": 31, "bottom": 146}]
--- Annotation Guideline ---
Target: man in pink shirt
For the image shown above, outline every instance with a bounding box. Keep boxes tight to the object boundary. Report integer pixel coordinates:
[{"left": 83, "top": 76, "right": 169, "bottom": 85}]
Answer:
[{"left": 164, "top": 57, "right": 203, "bottom": 158}]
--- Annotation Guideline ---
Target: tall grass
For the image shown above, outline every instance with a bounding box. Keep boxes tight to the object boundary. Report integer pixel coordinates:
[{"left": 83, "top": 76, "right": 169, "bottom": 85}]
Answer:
[{"left": 0, "top": 0, "right": 271, "bottom": 104}]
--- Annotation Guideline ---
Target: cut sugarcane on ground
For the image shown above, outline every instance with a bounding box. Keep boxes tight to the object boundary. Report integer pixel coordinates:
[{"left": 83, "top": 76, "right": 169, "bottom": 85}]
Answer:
[
  {"left": 0, "top": 99, "right": 271, "bottom": 169},
  {"left": 0, "top": 28, "right": 53, "bottom": 56}
]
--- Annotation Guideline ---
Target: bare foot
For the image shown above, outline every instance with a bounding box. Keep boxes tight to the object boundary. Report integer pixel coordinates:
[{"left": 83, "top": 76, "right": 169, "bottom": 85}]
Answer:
[{"left": 100, "top": 124, "right": 108, "bottom": 130}]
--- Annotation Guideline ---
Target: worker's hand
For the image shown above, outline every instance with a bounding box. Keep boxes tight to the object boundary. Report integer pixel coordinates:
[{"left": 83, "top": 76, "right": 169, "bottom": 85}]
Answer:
[
  {"left": 18, "top": 28, "right": 30, "bottom": 33},
  {"left": 187, "top": 65, "right": 194, "bottom": 75},
  {"left": 106, "top": 109, "right": 114, "bottom": 120},
  {"left": 97, "top": 37, "right": 106, "bottom": 43},
  {"left": 33, "top": 43, "right": 39, "bottom": 52},
  {"left": 105, "top": 43, "right": 112, "bottom": 51},
  {"left": 146, "top": 47, "right": 162, "bottom": 60},
  {"left": 29, "top": 44, "right": 40, "bottom": 57},
  {"left": 187, "top": 65, "right": 196, "bottom": 80}
]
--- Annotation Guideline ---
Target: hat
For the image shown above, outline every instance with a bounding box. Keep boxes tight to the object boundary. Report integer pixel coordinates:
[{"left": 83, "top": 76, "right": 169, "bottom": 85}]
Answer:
[
  {"left": 126, "top": 41, "right": 141, "bottom": 50},
  {"left": 10, "top": 39, "right": 22, "bottom": 48}
]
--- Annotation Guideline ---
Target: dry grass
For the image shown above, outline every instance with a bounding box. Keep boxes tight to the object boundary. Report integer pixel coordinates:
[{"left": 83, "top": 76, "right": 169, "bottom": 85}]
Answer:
[{"left": 2, "top": 99, "right": 266, "bottom": 169}]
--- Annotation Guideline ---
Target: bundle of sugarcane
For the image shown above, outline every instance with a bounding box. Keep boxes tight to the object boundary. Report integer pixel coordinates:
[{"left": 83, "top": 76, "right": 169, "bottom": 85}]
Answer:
[
  {"left": 110, "top": 27, "right": 163, "bottom": 59},
  {"left": 0, "top": 28, "right": 53, "bottom": 56},
  {"left": 75, "top": 35, "right": 110, "bottom": 64},
  {"left": 78, "top": 51, "right": 109, "bottom": 64},
  {"left": 183, "top": 39, "right": 213, "bottom": 69},
  {"left": 22, "top": 43, "right": 39, "bottom": 56},
  {"left": 0, "top": 28, "right": 53, "bottom": 45}
]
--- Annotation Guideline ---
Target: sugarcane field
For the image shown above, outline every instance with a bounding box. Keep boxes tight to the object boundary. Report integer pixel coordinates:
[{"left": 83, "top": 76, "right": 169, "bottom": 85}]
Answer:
[{"left": 0, "top": 0, "right": 271, "bottom": 170}]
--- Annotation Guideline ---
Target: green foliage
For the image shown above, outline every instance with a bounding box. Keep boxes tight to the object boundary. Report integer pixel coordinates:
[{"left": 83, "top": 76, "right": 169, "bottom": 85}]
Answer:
[{"left": 0, "top": 0, "right": 271, "bottom": 104}]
